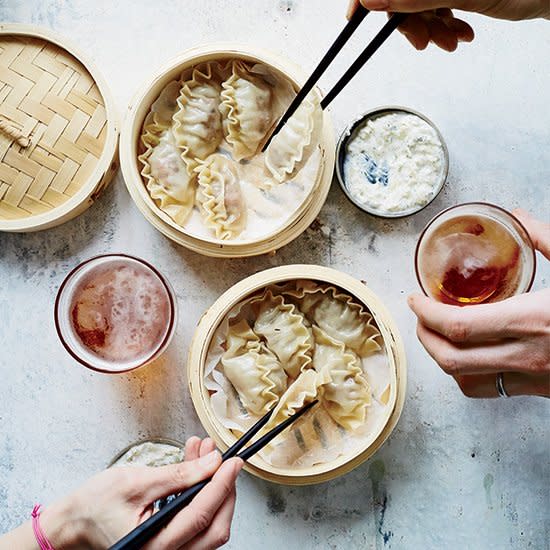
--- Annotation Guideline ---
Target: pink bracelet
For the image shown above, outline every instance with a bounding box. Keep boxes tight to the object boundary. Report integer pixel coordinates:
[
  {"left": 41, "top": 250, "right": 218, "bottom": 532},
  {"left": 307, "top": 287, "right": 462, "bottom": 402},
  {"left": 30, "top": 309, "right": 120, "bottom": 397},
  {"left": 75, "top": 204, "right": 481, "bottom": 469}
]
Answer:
[{"left": 31, "top": 505, "right": 56, "bottom": 550}]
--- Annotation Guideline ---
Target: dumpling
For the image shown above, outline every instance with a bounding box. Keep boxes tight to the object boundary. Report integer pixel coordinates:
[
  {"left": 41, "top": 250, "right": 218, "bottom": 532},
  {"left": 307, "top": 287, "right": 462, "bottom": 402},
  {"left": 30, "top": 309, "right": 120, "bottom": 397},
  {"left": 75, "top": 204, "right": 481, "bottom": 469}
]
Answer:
[
  {"left": 173, "top": 64, "right": 223, "bottom": 174},
  {"left": 313, "top": 327, "right": 371, "bottom": 431},
  {"left": 195, "top": 154, "right": 246, "bottom": 239},
  {"left": 220, "top": 60, "right": 274, "bottom": 160},
  {"left": 146, "top": 132, "right": 196, "bottom": 225},
  {"left": 253, "top": 290, "right": 313, "bottom": 378},
  {"left": 141, "top": 80, "right": 181, "bottom": 139},
  {"left": 298, "top": 287, "right": 381, "bottom": 357},
  {"left": 264, "top": 91, "right": 321, "bottom": 183},
  {"left": 139, "top": 81, "right": 195, "bottom": 225},
  {"left": 221, "top": 319, "right": 287, "bottom": 416},
  {"left": 266, "top": 367, "right": 330, "bottom": 429}
]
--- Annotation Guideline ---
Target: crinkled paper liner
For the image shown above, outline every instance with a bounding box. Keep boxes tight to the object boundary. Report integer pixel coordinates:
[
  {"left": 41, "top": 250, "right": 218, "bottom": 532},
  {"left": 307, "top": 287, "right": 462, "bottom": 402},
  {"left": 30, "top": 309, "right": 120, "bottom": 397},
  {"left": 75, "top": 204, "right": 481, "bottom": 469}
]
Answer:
[
  {"left": 204, "top": 281, "right": 393, "bottom": 470},
  {"left": 137, "top": 59, "right": 324, "bottom": 241}
]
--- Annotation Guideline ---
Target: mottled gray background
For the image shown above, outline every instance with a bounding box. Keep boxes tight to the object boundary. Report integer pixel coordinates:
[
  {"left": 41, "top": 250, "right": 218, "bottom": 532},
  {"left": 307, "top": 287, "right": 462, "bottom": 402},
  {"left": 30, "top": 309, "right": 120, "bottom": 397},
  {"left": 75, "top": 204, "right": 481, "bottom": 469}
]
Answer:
[{"left": 0, "top": 1, "right": 549, "bottom": 548}]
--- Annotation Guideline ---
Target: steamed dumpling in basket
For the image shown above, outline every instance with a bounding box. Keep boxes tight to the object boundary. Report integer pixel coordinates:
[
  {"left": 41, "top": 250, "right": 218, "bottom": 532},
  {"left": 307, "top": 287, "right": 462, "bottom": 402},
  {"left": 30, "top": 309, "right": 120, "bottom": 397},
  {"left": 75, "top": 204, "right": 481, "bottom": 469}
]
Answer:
[
  {"left": 138, "top": 58, "right": 324, "bottom": 243},
  {"left": 205, "top": 280, "right": 393, "bottom": 469}
]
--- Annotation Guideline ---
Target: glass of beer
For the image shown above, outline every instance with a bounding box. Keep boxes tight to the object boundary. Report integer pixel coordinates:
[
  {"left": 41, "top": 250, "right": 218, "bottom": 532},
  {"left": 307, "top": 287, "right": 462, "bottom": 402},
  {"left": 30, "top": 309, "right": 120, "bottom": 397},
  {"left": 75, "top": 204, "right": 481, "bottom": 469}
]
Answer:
[
  {"left": 415, "top": 203, "right": 536, "bottom": 306},
  {"left": 55, "top": 254, "right": 177, "bottom": 373}
]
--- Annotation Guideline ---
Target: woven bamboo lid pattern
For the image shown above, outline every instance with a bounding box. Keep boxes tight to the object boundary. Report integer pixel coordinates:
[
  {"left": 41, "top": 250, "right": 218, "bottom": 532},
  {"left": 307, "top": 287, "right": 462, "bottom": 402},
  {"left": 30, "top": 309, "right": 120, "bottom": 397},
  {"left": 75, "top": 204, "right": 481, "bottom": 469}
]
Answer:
[{"left": 0, "top": 24, "right": 119, "bottom": 232}]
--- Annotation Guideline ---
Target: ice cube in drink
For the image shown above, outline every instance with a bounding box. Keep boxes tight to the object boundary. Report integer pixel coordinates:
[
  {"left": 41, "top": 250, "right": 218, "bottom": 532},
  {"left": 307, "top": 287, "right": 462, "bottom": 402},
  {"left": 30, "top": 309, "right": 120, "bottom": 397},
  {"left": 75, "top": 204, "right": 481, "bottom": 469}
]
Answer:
[{"left": 415, "top": 204, "right": 535, "bottom": 306}]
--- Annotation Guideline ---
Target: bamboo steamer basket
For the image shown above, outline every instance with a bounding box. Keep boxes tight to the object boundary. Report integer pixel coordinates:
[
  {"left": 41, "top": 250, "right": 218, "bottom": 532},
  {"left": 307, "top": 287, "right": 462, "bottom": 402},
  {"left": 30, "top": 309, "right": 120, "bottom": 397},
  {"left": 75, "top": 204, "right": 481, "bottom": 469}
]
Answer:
[
  {"left": 120, "top": 43, "right": 335, "bottom": 258},
  {"left": 0, "top": 24, "right": 119, "bottom": 232},
  {"left": 188, "top": 265, "right": 407, "bottom": 485}
]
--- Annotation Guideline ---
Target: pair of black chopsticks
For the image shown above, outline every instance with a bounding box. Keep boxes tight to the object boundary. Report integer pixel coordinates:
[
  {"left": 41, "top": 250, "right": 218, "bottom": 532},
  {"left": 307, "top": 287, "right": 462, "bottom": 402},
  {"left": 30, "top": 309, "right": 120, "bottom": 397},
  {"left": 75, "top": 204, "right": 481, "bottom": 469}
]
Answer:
[
  {"left": 262, "top": 6, "right": 407, "bottom": 151},
  {"left": 109, "top": 400, "right": 318, "bottom": 550}
]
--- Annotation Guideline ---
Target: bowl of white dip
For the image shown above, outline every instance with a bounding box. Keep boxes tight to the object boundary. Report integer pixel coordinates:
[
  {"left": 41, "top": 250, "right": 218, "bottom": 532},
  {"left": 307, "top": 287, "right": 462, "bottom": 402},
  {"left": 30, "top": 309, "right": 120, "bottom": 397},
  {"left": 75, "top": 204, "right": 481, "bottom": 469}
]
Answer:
[{"left": 336, "top": 107, "right": 449, "bottom": 218}]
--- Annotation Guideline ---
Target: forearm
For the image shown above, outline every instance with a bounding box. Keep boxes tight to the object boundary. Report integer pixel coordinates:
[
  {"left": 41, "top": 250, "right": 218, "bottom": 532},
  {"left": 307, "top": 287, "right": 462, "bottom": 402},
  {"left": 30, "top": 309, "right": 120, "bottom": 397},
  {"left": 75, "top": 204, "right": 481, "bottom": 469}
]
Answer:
[{"left": 0, "top": 522, "right": 39, "bottom": 550}]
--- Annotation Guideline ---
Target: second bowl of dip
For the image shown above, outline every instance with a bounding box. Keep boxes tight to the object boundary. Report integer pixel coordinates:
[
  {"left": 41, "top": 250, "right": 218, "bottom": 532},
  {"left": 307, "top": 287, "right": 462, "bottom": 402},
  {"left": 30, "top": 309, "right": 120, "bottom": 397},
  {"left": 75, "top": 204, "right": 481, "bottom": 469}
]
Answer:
[{"left": 336, "top": 106, "right": 449, "bottom": 218}]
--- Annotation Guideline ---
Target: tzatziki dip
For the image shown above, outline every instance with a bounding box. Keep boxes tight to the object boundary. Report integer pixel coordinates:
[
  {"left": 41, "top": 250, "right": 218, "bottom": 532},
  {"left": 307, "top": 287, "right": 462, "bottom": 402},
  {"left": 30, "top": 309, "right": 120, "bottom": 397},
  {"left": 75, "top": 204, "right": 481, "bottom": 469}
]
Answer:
[
  {"left": 112, "top": 440, "right": 184, "bottom": 467},
  {"left": 343, "top": 112, "right": 446, "bottom": 215}
]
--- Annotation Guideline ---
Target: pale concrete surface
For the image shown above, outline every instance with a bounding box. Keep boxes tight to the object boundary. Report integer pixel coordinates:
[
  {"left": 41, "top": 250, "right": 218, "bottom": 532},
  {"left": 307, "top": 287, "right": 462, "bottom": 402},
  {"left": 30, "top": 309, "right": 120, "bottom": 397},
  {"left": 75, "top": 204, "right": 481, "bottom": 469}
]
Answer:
[{"left": 0, "top": 1, "right": 549, "bottom": 548}]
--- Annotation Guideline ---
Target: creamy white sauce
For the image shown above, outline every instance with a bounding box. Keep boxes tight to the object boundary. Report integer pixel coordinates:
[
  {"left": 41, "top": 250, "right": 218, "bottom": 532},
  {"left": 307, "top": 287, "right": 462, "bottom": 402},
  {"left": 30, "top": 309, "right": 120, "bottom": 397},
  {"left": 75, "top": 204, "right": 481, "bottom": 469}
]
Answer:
[
  {"left": 142, "top": 63, "right": 324, "bottom": 244},
  {"left": 343, "top": 113, "right": 445, "bottom": 214},
  {"left": 182, "top": 146, "right": 321, "bottom": 242},
  {"left": 113, "top": 441, "right": 184, "bottom": 467}
]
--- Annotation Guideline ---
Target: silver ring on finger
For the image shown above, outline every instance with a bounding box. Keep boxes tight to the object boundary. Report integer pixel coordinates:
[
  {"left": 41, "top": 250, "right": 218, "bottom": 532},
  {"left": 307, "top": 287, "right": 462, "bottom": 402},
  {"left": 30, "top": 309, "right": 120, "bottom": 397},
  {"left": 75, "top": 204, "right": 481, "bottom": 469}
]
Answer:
[{"left": 496, "top": 372, "right": 509, "bottom": 398}]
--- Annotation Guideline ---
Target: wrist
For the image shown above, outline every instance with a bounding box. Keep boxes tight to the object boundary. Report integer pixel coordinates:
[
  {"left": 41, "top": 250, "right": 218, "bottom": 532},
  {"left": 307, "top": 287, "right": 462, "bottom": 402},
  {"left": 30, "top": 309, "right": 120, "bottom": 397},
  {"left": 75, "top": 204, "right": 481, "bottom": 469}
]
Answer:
[{"left": 40, "top": 498, "right": 89, "bottom": 550}]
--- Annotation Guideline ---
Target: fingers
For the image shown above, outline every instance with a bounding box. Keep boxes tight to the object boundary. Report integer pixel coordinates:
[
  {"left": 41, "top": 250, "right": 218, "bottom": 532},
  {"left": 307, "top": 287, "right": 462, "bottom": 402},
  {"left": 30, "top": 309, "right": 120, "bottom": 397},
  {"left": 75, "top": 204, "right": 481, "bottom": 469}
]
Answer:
[
  {"left": 425, "top": 13, "right": 459, "bottom": 51},
  {"left": 353, "top": 0, "right": 474, "bottom": 51},
  {"left": 415, "top": 321, "right": 544, "bottom": 376},
  {"left": 513, "top": 208, "right": 550, "bottom": 260},
  {"left": 347, "top": 0, "right": 361, "bottom": 19},
  {"left": 453, "top": 373, "right": 500, "bottom": 397},
  {"left": 400, "top": 10, "right": 474, "bottom": 51},
  {"left": 360, "top": 0, "right": 462, "bottom": 13},
  {"left": 443, "top": 14, "right": 475, "bottom": 41},
  {"left": 398, "top": 14, "right": 431, "bottom": 49},
  {"left": 141, "top": 450, "right": 222, "bottom": 503},
  {"left": 152, "top": 458, "right": 243, "bottom": 549},
  {"left": 455, "top": 372, "right": 550, "bottom": 398},
  {"left": 185, "top": 437, "right": 217, "bottom": 463},
  {"left": 408, "top": 293, "right": 521, "bottom": 342},
  {"left": 409, "top": 291, "right": 550, "bottom": 343},
  {"left": 183, "top": 489, "right": 237, "bottom": 550},
  {"left": 184, "top": 437, "right": 202, "bottom": 462},
  {"left": 199, "top": 439, "right": 217, "bottom": 458}
]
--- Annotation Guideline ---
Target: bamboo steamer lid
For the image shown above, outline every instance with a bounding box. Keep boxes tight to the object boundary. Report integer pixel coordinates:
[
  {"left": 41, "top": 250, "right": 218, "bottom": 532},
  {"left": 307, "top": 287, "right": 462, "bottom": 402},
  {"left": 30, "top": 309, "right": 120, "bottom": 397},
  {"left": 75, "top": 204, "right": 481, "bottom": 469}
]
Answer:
[
  {"left": 120, "top": 43, "right": 335, "bottom": 258},
  {"left": 188, "top": 265, "right": 407, "bottom": 485},
  {"left": 0, "top": 24, "right": 119, "bottom": 232}
]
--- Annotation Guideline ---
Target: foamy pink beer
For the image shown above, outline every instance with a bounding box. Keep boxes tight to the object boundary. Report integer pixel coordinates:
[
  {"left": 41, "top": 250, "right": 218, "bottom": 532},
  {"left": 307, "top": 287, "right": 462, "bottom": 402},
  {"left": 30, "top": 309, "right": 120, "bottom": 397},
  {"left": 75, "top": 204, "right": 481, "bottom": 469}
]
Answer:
[{"left": 55, "top": 254, "right": 176, "bottom": 373}]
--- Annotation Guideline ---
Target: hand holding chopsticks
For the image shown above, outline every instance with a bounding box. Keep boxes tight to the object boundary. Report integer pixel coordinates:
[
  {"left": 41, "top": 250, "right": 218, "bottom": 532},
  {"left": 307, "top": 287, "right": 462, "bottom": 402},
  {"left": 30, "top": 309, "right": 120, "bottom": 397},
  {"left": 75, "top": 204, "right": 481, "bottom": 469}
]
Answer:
[
  {"left": 109, "top": 400, "right": 319, "bottom": 550},
  {"left": 262, "top": 7, "right": 407, "bottom": 151}
]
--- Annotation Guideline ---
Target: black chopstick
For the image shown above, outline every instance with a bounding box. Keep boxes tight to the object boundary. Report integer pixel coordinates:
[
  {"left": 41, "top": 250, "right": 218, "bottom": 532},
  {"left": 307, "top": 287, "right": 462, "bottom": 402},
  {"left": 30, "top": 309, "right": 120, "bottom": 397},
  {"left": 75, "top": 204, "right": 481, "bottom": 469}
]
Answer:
[
  {"left": 321, "top": 12, "right": 407, "bottom": 109},
  {"left": 221, "top": 403, "right": 276, "bottom": 459},
  {"left": 109, "top": 400, "right": 318, "bottom": 550},
  {"left": 237, "top": 399, "right": 317, "bottom": 461},
  {"left": 261, "top": 5, "right": 369, "bottom": 152},
  {"left": 262, "top": 10, "right": 407, "bottom": 150}
]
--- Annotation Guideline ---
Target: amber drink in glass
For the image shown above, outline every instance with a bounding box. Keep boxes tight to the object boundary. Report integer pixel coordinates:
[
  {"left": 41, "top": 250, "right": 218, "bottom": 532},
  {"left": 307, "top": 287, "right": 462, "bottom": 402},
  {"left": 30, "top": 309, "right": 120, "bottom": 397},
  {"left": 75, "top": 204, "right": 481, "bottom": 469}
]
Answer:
[{"left": 415, "top": 203, "right": 536, "bottom": 306}]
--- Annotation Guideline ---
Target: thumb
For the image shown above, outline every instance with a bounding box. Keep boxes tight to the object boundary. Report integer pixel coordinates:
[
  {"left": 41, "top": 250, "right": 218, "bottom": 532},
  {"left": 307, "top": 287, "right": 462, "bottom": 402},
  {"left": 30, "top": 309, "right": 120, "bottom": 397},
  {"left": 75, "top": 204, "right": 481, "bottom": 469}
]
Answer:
[
  {"left": 140, "top": 450, "right": 222, "bottom": 503},
  {"left": 513, "top": 208, "right": 550, "bottom": 260}
]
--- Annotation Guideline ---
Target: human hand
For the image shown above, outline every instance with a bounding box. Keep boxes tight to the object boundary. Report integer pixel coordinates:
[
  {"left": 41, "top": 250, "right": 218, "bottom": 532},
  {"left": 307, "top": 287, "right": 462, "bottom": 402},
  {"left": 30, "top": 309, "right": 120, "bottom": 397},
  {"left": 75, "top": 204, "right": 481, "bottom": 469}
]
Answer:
[
  {"left": 408, "top": 209, "right": 550, "bottom": 397},
  {"left": 39, "top": 437, "right": 242, "bottom": 549},
  {"left": 347, "top": 0, "right": 550, "bottom": 51}
]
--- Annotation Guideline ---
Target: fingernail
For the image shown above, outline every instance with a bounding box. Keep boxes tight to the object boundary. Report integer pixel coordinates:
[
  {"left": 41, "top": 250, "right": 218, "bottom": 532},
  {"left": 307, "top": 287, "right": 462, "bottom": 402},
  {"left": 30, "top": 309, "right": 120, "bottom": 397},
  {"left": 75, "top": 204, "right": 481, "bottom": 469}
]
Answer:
[
  {"left": 199, "top": 450, "right": 220, "bottom": 466},
  {"left": 234, "top": 458, "right": 243, "bottom": 474},
  {"left": 230, "top": 458, "right": 243, "bottom": 478},
  {"left": 457, "top": 33, "right": 473, "bottom": 43}
]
